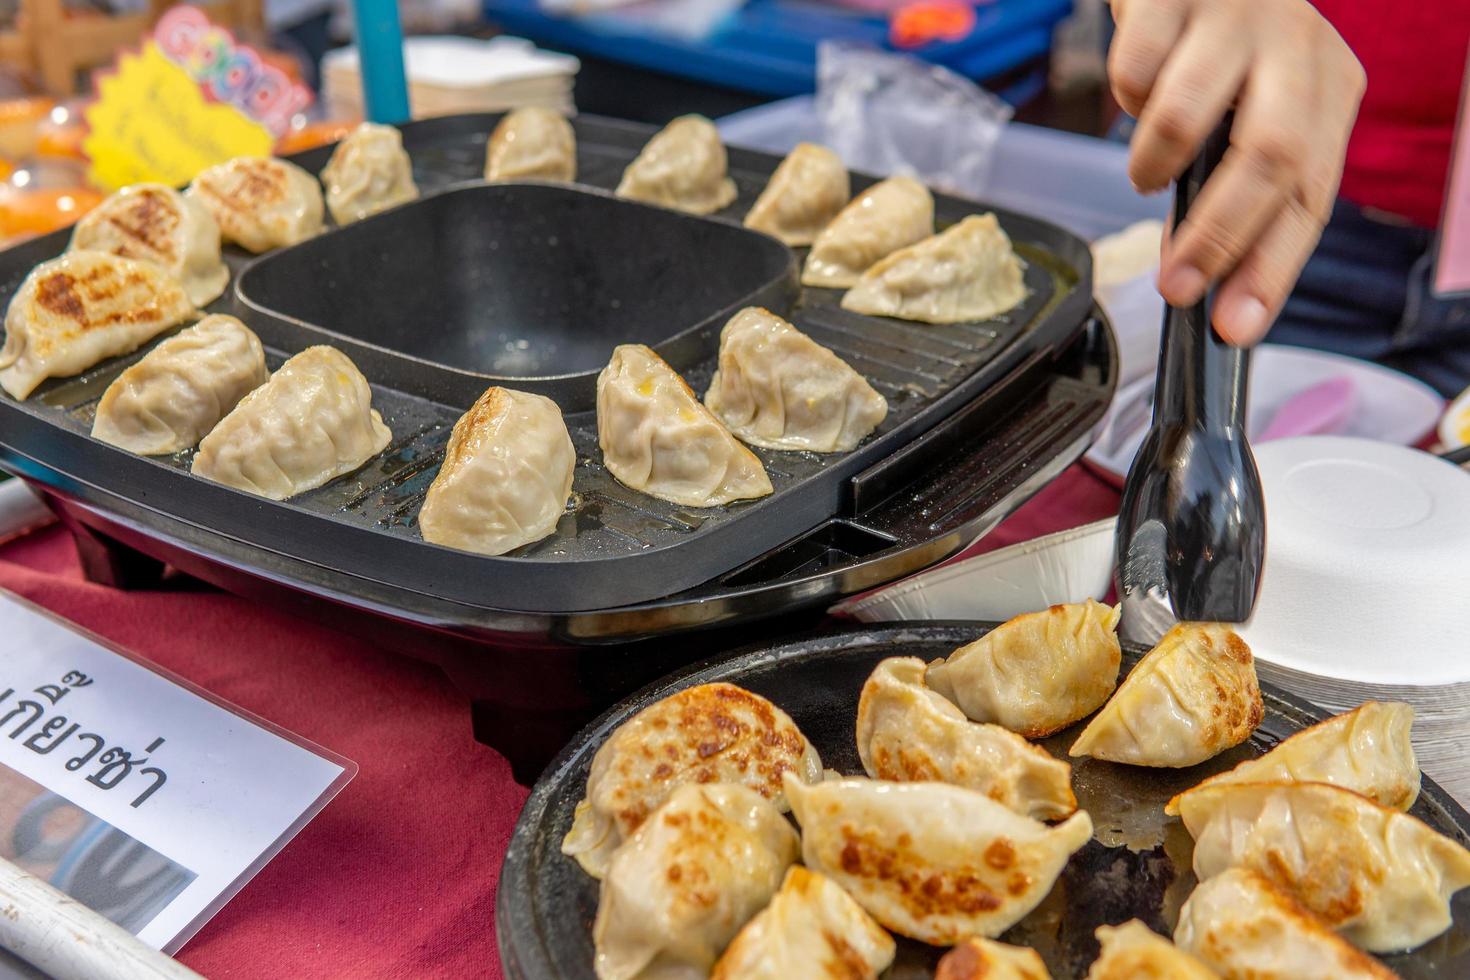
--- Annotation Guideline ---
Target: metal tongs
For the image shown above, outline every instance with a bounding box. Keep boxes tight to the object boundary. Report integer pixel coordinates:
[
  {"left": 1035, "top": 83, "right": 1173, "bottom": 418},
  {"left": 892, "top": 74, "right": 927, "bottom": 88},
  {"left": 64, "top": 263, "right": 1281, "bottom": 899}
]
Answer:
[{"left": 1115, "top": 117, "right": 1267, "bottom": 645}]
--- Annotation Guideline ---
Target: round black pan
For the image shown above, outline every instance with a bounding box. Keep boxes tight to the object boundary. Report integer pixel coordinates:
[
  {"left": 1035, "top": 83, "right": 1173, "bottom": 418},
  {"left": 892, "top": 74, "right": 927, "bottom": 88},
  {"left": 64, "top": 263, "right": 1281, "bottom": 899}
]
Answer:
[{"left": 498, "top": 621, "right": 1470, "bottom": 979}]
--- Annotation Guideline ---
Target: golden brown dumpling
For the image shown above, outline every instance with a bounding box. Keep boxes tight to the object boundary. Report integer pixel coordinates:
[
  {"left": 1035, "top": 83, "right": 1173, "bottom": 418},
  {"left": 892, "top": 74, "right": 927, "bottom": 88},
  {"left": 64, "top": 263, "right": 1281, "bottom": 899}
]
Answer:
[
  {"left": 1166, "top": 701, "right": 1418, "bottom": 816},
  {"left": 616, "top": 114, "right": 736, "bottom": 215},
  {"left": 484, "top": 107, "right": 576, "bottom": 182},
  {"left": 1070, "top": 623, "right": 1262, "bottom": 768},
  {"left": 70, "top": 183, "right": 228, "bottom": 307},
  {"left": 926, "top": 601, "right": 1122, "bottom": 738},
  {"left": 1086, "top": 920, "right": 1218, "bottom": 979},
  {"left": 0, "top": 250, "right": 195, "bottom": 400},
  {"left": 320, "top": 122, "right": 419, "bottom": 224},
  {"left": 841, "top": 214, "right": 1026, "bottom": 324},
  {"left": 562, "top": 682, "right": 821, "bottom": 879},
  {"left": 936, "top": 937, "right": 1052, "bottom": 980},
  {"left": 856, "top": 656, "right": 1076, "bottom": 821},
  {"left": 186, "top": 156, "right": 324, "bottom": 252},
  {"left": 801, "top": 176, "right": 933, "bottom": 288},
  {"left": 743, "top": 142, "right": 848, "bottom": 246}
]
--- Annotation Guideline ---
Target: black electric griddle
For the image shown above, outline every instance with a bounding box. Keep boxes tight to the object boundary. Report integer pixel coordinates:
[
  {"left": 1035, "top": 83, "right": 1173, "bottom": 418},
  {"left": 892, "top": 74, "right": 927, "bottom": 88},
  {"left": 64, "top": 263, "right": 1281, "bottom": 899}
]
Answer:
[{"left": 0, "top": 114, "right": 1116, "bottom": 776}]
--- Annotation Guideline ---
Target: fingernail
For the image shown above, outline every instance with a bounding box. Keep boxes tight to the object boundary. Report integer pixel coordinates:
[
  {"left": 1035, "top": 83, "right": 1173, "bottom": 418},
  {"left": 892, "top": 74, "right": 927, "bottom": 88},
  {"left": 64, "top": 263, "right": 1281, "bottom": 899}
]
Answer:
[
  {"left": 1158, "top": 264, "right": 1207, "bottom": 304},
  {"left": 1217, "top": 295, "right": 1269, "bottom": 344}
]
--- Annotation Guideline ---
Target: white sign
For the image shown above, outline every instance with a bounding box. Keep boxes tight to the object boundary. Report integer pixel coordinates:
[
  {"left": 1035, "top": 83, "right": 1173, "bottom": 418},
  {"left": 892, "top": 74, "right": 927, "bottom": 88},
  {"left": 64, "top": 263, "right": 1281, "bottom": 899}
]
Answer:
[{"left": 0, "top": 590, "right": 353, "bottom": 952}]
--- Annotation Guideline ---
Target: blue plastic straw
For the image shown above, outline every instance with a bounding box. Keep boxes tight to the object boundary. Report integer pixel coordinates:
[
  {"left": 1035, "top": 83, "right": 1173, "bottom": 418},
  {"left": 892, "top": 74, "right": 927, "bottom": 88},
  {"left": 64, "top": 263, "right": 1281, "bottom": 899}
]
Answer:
[{"left": 352, "top": 0, "right": 411, "bottom": 123}]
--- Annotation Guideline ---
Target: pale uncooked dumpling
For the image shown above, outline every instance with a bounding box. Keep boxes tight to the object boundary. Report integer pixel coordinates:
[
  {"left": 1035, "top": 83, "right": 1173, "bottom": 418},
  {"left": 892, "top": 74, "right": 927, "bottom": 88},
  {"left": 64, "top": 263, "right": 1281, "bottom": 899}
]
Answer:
[
  {"left": 593, "top": 783, "right": 799, "bottom": 980},
  {"left": 1175, "top": 868, "right": 1397, "bottom": 979},
  {"left": 69, "top": 183, "right": 228, "bottom": 307},
  {"left": 186, "top": 156, "right": 324, "bottom": 252},
  {"left": 0, "top": 250, "right": 195, "bottom": 400},
  {"left": 703, "top": 307, "right": 887, "bottom": 453},
  {"left": 320, "top": 122, "right": 419, "bottom": 224},
  {"left": 484, "top": 107, "right": 576, "bottom": 182},
  {"left": 856, "top": 657, "right": 1076, "bottom": 821},
  {"left": 743, "top": 142, "right": 849, "bottom": 246},
  {"left": 92, "top": 314, "right": 266, "bottom": 455},
  {"left": 615, "top": 114, "right": 736, "bottom": 215},
  {"left": 1166, "top": 701, "right": 1418, "bottom": 816},
  {"left": 935, "top": 937, "right": 1052, "bottom": 980},
  {"left": 191, "top": 345, "right": 391, "bottom": 500},
  {"left": 1070, "top": 623, "right": 1262, "bottom": 768},
  {"left": 562, "top": 681, "right": 821, "bottom": 879},
  {"left": 784, "top": 772, "right": 1092, "bottom": 945},
  {"left": 841, "top": 214, "right": 1026, "bottom": 324},
  {"left": 597, "top": 343, "right": 772, "bottom": 508},
  {"left": 801, "top": 176, "right": 933, "bottom": 288},
  {"left": 926, "top": 601, "right": 1122, "bottom": 738},
  {"left": 710, "top": 866, "right": 896, "bottom": 980},
  {"left": 418, "top": 386, "right": 574, "bottom": 556},
  {"left": 1086, "top": 920, "right": 1218, "bottom": 979},
  {"left": 1178, "top": 780, "right": 1470, "bottom": 953}
]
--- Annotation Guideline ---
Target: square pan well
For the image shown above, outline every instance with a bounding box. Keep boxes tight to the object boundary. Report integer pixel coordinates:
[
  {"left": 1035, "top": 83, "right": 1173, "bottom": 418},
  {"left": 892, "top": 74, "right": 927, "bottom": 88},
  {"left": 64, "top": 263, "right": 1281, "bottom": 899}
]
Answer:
[{"left": 0, "top": 112, "right": 1094, "bottom": 614}]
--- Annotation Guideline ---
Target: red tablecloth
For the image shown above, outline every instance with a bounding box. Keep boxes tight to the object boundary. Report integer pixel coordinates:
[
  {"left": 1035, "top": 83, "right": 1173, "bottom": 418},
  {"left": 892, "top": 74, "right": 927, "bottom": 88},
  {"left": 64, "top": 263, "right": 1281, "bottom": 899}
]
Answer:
[{"left": 0, "top": 465, "right": 1120, "bottom": 979}]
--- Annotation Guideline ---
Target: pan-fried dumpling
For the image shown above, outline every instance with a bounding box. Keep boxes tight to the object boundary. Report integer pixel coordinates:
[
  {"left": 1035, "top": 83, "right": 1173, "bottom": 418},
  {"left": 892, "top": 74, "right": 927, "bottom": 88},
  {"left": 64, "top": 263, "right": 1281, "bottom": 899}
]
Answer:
[
  {"left": 1086, "top": 921, "right": 1218, "bottom": 979},
  {"left": 936, "top": 937, "right": 1052, "bottom": 980},
  {"left": 418, "top": 386, "right": 574, "bottom": 556},
  {"left": 616, "top": 114, "right": 736, "bottom": 215},
  {"left": 710, "top": 866, "right": 896, "bottom": 980},
  {"left": 186, "top": 156, "right": 324, "bottom": 253},
  {"left": 1165, "top": 701, "right": 1418, "bottom": 816},
  {"left": 784, "top": 773, "right": 1093, "bottom": 945},
  {"left": 703, "top": 307, "right": 887, "bottom": 453},
  {"left": 320, "top": 122, "right": 418, "bottom": 224},
  {"left": 743, "top": 142, "right": 848, "bottom": 246},
  {"left": 594, "top": 783, "right": 799, "bottom": 980},
  {"left": 69, "top": 183, "right": 228, "bottom": 307},
  {"left": 926, "top": 601, "right": 1122, "bottom": 738},
  {"left": 191, "top": 345, "right": 391, "bottom": 500},
  {"left": 1070, "top": 623, "right": 1262, "bottom": 768},
  {"left": 856, "top": 657, "right": 1076, "bottom": 821},
  {"left": 1178, "top": 781, "right": 1470, "bottom": 952},
  {"left": 0, "top": 251, "right": 195, "bottom": 400},
  {"left": 563, "top": 682, "right": 821, "bottom": 879},
  {"left": 484, "top": 107, "right": 576, "bottom": 182},
  {"left": 1175, "top": 868, "right": 1397, "bottom": 979},
  {"left": 801, "top": 176, "right": 933, "bottom": 288},
  {"left": 841, "top": 214, "right": 1026, "bottom": 324},
  {"left": 597, "top": 343, "right": 772, "bottom": 507},
  {"left": 92, "top": 314, "right": 266, "bottom": 455}
]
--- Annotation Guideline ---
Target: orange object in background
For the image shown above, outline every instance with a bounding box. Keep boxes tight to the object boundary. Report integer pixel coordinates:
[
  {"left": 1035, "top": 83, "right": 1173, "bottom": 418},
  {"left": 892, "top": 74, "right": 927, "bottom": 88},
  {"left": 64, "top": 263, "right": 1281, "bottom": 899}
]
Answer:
[
  {"left": 0, "top": 98, "right": 57, "bottom": 161},
  {"left": 36, "top": 103, "right": 89, "bottom": 161},
  {"left": 0, "top": 186, "right": 104, "bottom": 243},
  {"left": 276, "top": 120, "right": 360, "bottom": 155},
  {"left": 890, "top": 0, "right": 977, "bottom": 48}
]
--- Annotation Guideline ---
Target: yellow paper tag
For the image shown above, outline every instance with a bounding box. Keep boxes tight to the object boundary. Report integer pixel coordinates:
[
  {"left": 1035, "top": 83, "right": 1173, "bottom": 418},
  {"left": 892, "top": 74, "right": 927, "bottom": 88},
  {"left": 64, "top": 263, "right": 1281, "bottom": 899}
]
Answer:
[{"left": 84, "top": 43, "right": 274, "bottom": 191}]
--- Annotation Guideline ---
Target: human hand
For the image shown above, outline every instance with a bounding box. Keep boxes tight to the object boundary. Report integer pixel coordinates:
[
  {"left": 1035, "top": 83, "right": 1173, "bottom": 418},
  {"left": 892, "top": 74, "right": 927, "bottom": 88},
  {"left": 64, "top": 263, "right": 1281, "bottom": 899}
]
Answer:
[{"left": 1108, "top": 0, "right": 1365, "bottom": 344}]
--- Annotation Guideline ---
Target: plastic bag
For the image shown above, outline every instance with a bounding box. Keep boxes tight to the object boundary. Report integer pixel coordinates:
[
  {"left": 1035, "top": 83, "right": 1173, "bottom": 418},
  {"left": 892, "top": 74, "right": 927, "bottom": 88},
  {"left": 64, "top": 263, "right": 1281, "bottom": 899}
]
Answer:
[{"left": 814, "top": 41, "right": 1012, "bottom": 197}]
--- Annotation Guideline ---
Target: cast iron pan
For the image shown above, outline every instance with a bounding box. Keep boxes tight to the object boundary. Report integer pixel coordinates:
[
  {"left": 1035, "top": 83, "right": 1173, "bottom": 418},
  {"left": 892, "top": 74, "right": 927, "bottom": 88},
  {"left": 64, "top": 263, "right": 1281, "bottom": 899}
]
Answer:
[{"left": 497, "top": 621, "right": 1470, "bottom": 979}]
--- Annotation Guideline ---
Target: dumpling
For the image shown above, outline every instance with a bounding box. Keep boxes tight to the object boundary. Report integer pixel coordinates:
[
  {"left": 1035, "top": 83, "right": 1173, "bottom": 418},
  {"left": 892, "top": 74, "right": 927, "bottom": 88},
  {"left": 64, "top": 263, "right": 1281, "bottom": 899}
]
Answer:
[
  {"left": 1175, "top": 868, "right": 1397, "bottom": 980},
  {"left": 703, "top": 307, "right": 887, "bottom": 453},
  {"left": 856, "top": 656, "right": 1076, "bottom": 821},
  {"left": 597, "top": 344, "right": 772, "bottom": 508},
  {"left": 562, "top": 681, "right": 821, "bottom": 879},
  {"left": 1070, "top": 623, "right": 1262, "bottom": 768},
  {"left": 1178, "top": 780, "right": 1470, "bottom": 952},
  {"left": 841, "top": 214, "right": 1026, "bottom": 324},
  {"left": 484, "top": 106, "right": 576, "bottom": 182},
  {"left": 801, "top": 176, "right": 933, "bottom": 288},
  {"left": 69, "top": 183, "right": 229, "bottom": 307},
  {"left": 594, "top": 783, "right": 799, "bottom": 980},
  {"left": 936, "top": 937, "right": 1051, "bottom": 980},
  {"left": 615, "top": 114, "right": 736, "bottom": 215},
  {"left": 191, "top": 345, "right": 391, "bottom": 500},
  {"left": 1165, "top": 701, "right": 1418, "bottom": 816},
  {"left": 784, "top": 773, "right": 1093, "bottom": 945},
  {"left": 418, "top": 386, "right": 574, "bottom": 556},
  {"left": 0, "top": 251, "right": 195, "bottom": 400},
  {"left": 710, "top": 866, "right": 895, "bottom": 980},
  {"left": 926, "top": 601, "right": 1122, "bottom": 738},
  {"left": 92, "top": 314, "right": 267, "bottom": 455},
  {"left": 186, "top": 156, "right": 324, "bottom": 252},
  {"left": 320, "top": 122, "right": 418, "bottom": 224},
  {"left": 1086, "top": 921, "right": 1218, "bottom": 979},
  {"left": 743, "top": 142, "right": 848, "bottom": 246}
]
